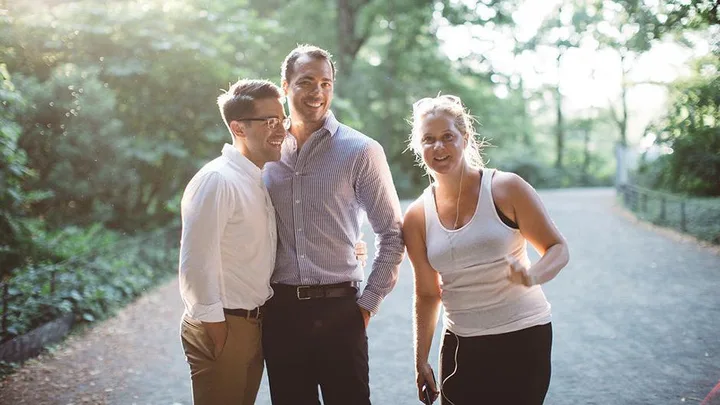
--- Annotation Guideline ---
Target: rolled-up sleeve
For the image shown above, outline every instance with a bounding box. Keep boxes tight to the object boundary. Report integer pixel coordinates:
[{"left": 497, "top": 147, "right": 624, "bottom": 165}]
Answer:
[
  {"left": 355, "top": 141, "right": 405, "bottom": 315},
  {"left": 178, "top": 171, "right": 235, "bottom": 322}
]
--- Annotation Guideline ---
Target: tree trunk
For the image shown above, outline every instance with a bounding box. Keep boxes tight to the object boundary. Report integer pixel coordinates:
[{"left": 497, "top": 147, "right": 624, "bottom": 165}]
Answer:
[
  {"left": 519, "top": 75, "right": 532, "bottom": 146},
  {"left": 619, "top": 52, "right": 628, "bottom": 147},
  {"left": 554, "top": 52, "right": 565, "bottom": 169},
  {"left": 582, "top": 126, "right": 591, "bottom": 183},
  {"left": 336, "top": 0, "right": 371, "bottom": 94}
]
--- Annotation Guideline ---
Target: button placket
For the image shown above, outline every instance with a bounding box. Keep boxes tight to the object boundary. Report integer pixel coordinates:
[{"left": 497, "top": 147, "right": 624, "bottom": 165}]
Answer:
[
  {"left": 289, "top": 129, "right": 324, "bottom": 285},
  {"left": 292, "top": 142, "right": 308, "bottom": 279}
]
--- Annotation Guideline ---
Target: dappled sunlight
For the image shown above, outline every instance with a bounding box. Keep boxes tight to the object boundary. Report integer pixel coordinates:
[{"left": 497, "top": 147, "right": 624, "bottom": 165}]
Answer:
[{"left": 0, "top": 0, "right": 718, "bottom": 403}]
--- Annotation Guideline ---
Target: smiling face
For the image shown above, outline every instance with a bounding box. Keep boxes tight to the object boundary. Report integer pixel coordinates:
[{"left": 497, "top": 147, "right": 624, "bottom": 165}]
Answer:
[
  {"left": 416, "top": 111, "right": 468, "bottom": 175},
  {"left": 282, "top": 54, "right": 334, "bottom": 127},
  {"left": 231, "top": 97, "right": 287, "bottom": 168}
]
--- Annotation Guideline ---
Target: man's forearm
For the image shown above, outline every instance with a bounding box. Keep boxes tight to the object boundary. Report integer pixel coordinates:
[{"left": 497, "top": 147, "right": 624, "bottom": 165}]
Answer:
[{"left": 358, "top": 244, "right": 404, "bottom": 314}]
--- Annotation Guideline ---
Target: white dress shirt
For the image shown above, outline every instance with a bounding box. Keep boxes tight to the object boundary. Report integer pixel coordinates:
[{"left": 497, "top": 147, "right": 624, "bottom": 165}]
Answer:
[{"left": 179, "top": 144, "right": 276, "bottom": 322}]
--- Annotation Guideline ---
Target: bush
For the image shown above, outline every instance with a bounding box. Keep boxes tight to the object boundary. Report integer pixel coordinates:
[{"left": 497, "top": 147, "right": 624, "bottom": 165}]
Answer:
[
  {"left": 490, "top": 145, "right": 613, "bottom": 189},
  {"left": 645, "top": 56, "right": 720, "bottom": 196},
  {"left": 0, "top": 225, "right": 178, "bottom": 343},
  {"left": 0, "top": 63, "right": 48, "bottom": 281}
]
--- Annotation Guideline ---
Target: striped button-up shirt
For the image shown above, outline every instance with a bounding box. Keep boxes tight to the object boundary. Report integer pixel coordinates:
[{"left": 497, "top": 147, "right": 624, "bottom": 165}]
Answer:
[{"left": 263, "top": 111, "right": 404, "bottom": 314}]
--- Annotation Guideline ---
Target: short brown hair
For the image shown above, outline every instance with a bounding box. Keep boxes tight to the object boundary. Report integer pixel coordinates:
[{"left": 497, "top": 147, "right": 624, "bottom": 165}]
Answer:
[
  {"left": 280, "top": 44, "right": 336, "bottom": 84},
  {"left": 217, "top": 79, "right": 282, "bottom": 132}
]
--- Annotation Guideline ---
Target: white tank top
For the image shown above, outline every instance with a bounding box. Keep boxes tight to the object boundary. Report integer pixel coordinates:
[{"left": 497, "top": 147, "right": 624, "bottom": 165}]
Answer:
[{"left": 423, "top": 168, "right": 551, "bottom": 336}]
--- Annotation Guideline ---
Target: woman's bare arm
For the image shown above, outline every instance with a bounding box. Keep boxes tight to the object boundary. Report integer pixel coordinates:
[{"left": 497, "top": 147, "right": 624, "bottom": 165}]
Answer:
[
  {"left": 494, "top": 172, "right": 570, "bottom": 285},
  {"left": 404, "top": 200, "right": 442, "bottom": 399}
]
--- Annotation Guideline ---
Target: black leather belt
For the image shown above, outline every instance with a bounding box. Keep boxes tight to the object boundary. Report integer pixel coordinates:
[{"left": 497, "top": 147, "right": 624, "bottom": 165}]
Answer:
[
  {"left": 272, "top": 281, "right": 359, "bottom": 301},
  {"left": 223, "top": 307, "right": 262, "bottom": 319}
]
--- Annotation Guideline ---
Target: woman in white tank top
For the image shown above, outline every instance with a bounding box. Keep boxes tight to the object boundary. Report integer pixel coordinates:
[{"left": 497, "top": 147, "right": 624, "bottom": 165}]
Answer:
[{"left": 404, "top": 95, "right": 570, "bottom": 405}]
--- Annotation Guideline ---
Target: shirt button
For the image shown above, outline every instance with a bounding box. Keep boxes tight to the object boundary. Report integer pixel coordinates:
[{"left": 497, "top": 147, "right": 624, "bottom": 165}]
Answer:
[
  {"left": 295, "top": 171, "right": 300, "bottom": 175},
  {"left": 297, "top": 228, "right": 302, "bottom": 232},
  {"left": 300, "top": 254, "right": 305, "bottom": 259},
  {"left": 295, "top": 199, "right": 300, "bottom": 204}
]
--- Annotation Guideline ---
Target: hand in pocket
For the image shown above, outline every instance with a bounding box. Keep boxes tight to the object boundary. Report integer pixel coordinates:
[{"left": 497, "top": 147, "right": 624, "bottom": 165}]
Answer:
[{"left": 202, "top": 320, "right": 228, "bottom": 359}]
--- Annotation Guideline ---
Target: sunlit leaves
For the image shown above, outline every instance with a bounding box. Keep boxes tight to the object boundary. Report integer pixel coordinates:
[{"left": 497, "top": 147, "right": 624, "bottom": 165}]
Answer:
[{"left": 642, "top": 55, "right": 720, "bottom": 196}]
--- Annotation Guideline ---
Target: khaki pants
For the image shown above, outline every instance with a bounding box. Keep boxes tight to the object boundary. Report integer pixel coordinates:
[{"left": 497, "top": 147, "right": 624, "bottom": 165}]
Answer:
[{"left": 181, "top": 314, "right": 263, "bottom": 405}]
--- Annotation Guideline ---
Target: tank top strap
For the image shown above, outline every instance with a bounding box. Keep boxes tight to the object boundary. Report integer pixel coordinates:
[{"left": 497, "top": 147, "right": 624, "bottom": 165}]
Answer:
[
  {"left": 480, "top": 167, "right": 495, "bottom": 192},
  {"left": 422, "top": 185, "right": 438, "bottom": 231},
  {"left": 475, "top": 168, "right": 496, "bottom": 217}
]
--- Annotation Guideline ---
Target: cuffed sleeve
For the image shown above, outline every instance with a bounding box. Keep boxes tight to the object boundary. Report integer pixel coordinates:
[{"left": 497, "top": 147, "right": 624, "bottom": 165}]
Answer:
[
  {"left": 178, "top": 171, "right": 235, "bottom": 322},
  {"left": 355, "top": 141, "right": 405, "bottom": 315}
]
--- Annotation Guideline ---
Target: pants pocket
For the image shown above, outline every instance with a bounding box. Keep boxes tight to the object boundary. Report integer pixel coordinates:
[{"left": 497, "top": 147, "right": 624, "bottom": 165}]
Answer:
[
  {"left": 181, "top": 316, "right": 216, "bottom": 362},
  {"left": 212, "top": 321, "right": 230, "bottom": 361}
]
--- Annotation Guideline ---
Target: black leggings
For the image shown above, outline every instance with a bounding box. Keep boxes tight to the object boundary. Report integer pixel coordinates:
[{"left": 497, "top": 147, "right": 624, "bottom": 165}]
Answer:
[{"left": 440, "top": 323, "right": 553, "bottom": 405}]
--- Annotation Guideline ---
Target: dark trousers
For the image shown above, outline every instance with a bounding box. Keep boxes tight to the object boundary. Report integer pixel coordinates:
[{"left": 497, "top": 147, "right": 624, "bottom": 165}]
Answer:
[
  {"left": 262, "top": 291, "right": 370, "bottom": 405},
  {"left": 440, "top": 323, "right": 553, "bottom": 405}
]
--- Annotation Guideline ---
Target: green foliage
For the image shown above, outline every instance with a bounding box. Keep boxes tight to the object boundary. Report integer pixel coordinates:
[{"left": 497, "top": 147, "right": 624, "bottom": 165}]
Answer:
[
  {"left": 615, "top": 0, "right": 717, "bottom": 37},
  {"left": 640, "top": 56, "right": 720, "bottom": 196},
  {"left": 0, "top": 63, "right": 44, "bottom": 280},
  {"left": 12, "top": 64, "right": 130, "bottom": 227},
  {"left": 1, "top": 226, "right": 178, "bottom": 343},
  {"left": 0, "top": 0, "right": 715, "bottom": 349},
  {"left": 5, "top": 0, "right": 282, "bottom": 230},
  {"left": 2, "top": 0, "right": 634, "bottom": 223}
]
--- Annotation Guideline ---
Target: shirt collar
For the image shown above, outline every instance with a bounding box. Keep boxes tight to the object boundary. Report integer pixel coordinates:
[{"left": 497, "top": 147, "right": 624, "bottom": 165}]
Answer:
[
  {"left": 282, "top": 111, "right": 340, "bottom": 154},
  {"left": 221, "top": 143, "right": 262, "bottom": 182},
  {"left": 320, "top": 110, "right": 340, "bottom": 137}
]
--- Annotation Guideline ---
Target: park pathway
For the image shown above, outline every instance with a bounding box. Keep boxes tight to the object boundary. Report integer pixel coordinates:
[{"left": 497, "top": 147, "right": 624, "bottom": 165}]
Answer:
[{"left": 1, "top": 188, "right": 718, "bottom": 405}]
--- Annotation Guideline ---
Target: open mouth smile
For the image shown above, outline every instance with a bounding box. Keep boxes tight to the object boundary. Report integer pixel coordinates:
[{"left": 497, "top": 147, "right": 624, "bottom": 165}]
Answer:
[
  {"left": 305, "top": 100, "right": 324, "bottom": 108},
  {"left": 268, "top": 138, "right": 284, "bottom": 149}
]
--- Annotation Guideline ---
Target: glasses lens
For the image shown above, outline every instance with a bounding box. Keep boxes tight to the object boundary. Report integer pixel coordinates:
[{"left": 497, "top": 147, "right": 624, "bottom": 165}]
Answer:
[{"left": 265, "top": 118, "right": 278, "bottom": 129}]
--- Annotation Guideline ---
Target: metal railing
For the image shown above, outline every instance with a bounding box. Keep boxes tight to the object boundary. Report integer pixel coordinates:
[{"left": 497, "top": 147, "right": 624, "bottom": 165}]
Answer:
[
  {"left": 619, "top": 183, "right": 689, "bottom": 231},
  {"left": 617, "top": 183, "right": 720, "bottom": 244}
]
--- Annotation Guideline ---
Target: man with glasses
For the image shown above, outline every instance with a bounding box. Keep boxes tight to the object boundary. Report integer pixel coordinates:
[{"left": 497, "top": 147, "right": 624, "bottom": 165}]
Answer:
[
  {"left": 178, "top": 79, "right": 288, "bottom": 405},
  {"left": 261, "top": 44, "right": 404, "bottom": 404}
]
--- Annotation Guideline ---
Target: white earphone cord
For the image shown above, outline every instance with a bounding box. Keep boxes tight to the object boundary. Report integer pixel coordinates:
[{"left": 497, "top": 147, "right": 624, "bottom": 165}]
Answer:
[
  {"left": 453, "top": 164, "right": 465, "bottom": 229},
  {"left": 441, "top": 332, "right": 460, "bottom": 405}
]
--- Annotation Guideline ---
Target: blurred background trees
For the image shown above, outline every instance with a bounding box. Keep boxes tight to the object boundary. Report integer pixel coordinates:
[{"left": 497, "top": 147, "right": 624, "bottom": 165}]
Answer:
[{"left": 0, "top": 0, "right": 717, "bottom": 340}]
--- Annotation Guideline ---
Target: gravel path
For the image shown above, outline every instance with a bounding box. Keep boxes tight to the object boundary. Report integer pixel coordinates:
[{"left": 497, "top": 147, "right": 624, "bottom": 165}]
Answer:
[{"left": 1, "top": 188, "right": 718, "bottom": 405}]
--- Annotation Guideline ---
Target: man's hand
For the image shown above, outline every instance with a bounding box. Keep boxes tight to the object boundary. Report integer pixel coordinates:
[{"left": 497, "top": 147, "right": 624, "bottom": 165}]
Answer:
[
  {"left": 202, "top": 320, "right": 228, "bottom": 359},
  {"left": 359, "top": 306, "right": 371, "bottom": 328}
]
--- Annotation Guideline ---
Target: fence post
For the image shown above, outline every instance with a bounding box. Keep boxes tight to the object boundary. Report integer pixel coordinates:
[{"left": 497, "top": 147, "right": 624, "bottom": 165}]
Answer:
[
  {"left": 50, "top": 267, "right": 57, "bottom": 294},
  {"left": 2, "top": 282, "right": 8, "bottom": 337},
  {"left": 632, "top": 189, "right": 639, "bottom": 211},
  {"left": 680, "top": 201, "right": 687, "bottom": 232},
  {"left": 622, "top": 185, "right": 629, "bottom": 206},
  {"left": 660, "top": 197, "right": 666, "bottom": 221}
]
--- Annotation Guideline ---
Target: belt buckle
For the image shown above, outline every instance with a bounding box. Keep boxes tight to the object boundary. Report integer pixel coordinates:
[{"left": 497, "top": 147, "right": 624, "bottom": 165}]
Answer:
[{"left": 296, "top": 285, "right": 311, "bottom": 300}]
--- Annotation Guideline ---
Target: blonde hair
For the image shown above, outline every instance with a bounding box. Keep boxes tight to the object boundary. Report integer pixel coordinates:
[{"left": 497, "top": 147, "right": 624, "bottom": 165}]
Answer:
[{"left": 408, "top": 95, "right": 486, "bottom": 176}]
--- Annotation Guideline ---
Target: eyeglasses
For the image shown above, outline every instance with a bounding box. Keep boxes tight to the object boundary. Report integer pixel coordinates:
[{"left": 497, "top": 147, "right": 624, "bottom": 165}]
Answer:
[
  {"left": 412, "top": 94, "right": 462, "bottom": 112},
  {"left": 240, "top": 116, "right": 291, "bottom": 130}
]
